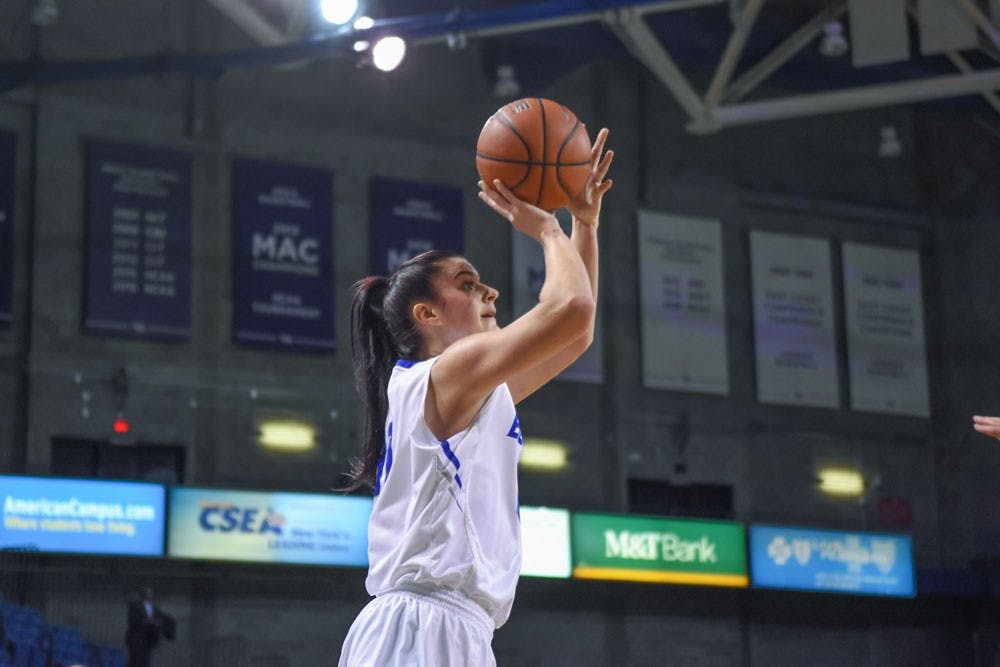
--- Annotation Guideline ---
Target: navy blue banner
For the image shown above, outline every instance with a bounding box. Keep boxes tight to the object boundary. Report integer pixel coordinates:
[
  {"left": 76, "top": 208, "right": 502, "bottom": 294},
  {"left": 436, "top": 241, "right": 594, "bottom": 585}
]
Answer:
[
  {"left": 84, "top": 140, "right": 192, "bottom": 339},
  {"left": 0, "top": 130, "right": 15, "bottom": 329},
  {"left": 370, "top": 177, "right": 463, "bottom": 275},
  {"left": 233, "top": 159, "right": 335, "bottom": 352}
]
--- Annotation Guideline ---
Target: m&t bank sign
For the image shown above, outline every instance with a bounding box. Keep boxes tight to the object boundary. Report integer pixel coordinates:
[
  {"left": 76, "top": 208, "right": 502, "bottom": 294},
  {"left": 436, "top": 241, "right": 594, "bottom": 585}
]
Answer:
[{"left": 571, "top": 513, "right": 748, "bottom": 587}]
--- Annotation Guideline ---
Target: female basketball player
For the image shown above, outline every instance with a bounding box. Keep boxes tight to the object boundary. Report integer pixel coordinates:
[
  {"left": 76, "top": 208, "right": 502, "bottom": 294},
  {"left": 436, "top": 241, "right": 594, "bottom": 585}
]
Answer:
[{"left": 337, "top": 129, "right": 613, "bottom": 667}]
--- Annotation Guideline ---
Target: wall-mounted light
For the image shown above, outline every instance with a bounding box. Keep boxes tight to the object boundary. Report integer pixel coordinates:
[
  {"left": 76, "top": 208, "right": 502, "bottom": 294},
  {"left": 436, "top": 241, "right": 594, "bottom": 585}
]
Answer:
[
  {"left": 259, "top": 420, "right": 316, "bottom": 452},
  {"left": 817, "top": 467, "right": 865, "bottom": 497},
  {"left": 520, "top": 439, "right": 568, "bottom": 472}
]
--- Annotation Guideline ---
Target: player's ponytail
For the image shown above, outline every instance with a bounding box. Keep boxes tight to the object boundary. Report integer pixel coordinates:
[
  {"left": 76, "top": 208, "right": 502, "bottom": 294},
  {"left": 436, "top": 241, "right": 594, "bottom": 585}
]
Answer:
[{"left": 344, "top": 250, "right": 460, "bottom": 491}]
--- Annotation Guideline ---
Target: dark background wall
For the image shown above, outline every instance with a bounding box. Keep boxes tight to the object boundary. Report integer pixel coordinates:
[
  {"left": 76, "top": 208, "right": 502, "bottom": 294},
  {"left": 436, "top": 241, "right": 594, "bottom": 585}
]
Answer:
[{"left": 2, "top": 0, "right": 1000, "bottom": 665}]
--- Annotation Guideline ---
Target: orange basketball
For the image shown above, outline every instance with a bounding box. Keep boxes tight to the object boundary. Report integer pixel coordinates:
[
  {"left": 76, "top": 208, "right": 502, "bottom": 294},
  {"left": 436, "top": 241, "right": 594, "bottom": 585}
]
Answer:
[{"left": 476, "top": 98, "right": 591, "bottom": 212}]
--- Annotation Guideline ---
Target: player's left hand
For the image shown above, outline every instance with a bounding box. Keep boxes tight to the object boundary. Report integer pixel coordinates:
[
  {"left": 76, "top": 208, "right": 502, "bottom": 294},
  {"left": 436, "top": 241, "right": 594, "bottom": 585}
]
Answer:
[{"left": 565, "top": 127, "right": 613, "bottom": 227}]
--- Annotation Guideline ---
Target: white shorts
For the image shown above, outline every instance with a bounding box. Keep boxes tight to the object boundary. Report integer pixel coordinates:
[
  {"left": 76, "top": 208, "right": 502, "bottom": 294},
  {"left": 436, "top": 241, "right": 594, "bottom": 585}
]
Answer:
[{"left": 338, "top": 587, "right": 497, "bottom": 667}]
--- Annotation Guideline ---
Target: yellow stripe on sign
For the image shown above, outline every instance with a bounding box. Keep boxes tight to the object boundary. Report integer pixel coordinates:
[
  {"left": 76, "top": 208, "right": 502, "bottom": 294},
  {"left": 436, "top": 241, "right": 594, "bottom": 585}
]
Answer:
[{"left": 572, "top": 567, "right": 749, "bottom": 588}]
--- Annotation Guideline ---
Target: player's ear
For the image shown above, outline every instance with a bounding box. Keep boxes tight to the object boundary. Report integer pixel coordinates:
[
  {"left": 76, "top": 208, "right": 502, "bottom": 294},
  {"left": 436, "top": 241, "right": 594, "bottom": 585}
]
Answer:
[{"left": 412, "top": 301, "right": 439, "bottom": 327}]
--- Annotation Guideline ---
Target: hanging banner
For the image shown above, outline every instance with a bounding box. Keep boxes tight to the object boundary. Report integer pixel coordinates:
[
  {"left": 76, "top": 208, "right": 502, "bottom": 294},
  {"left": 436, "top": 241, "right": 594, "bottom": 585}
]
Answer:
[
  {"left": 84, "top": 140, "right": 191, "bottom": 339},
  {"left": 750, "top": 231, "right": 839, "bottom": 408},
  {"left": 749, "top": 524, "right": 915, "bottom": 597},
  {"left": 0, "top": 130, "right": 14, "bottom": 329},
  {"left": 511, "top": 221, "right": 602, "bottom": 382},
  {"left": 369, "top": 177, "right": 463, "bottom": 275},
  {"left": 571, "top": 512, "right": 748, "bottom": 587},
  {"left": 233, "top": 159, "right": 335, "bottom": 352},
  {"left": 638, "top": 211, "right": 728, "bottom": 394},
  {"left": 0, "top": 475, "right": 165, "bottom": 557},
  {"left": 842, "top": 243, "right": 929, "bottom": 417},
  {"left": 168, "top": 487, "right": 371, "bottom": 567}
]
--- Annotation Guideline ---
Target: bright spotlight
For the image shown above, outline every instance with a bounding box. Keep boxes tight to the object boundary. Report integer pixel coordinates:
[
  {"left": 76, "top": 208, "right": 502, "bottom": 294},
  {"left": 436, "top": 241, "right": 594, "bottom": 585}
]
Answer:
[
  {"left": 353, "top": 40, "right": 370, "bottom": 52},
  {"left": 372, "top": 36, "right": 406, "bottom": 72},
  {"left": 320, "top": 0, "right": 359, "bottom": 26},
  {"left": 354, "top": 16, "right": 374, "bottom": 30}
]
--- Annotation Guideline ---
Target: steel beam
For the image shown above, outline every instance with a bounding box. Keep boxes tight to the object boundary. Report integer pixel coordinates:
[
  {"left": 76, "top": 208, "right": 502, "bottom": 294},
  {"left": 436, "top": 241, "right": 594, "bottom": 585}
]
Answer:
[
  {"left": 604, "top": 7, "right": 707, "bottom": 122},
  {"left": 704, "top": 0, "right": 765, "bottom": 108},
  {"left": 725, "top": 1, "right": 848, "bottom": 103},
  {"left": 708, "top": 68, "right": 1000, "bottom": 128}
]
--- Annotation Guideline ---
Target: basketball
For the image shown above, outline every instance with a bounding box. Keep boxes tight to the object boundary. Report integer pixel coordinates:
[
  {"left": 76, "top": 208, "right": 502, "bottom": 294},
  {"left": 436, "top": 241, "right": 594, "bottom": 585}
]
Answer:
[{"left": 476, "top": 98, "right": 592, "bottom": 211}]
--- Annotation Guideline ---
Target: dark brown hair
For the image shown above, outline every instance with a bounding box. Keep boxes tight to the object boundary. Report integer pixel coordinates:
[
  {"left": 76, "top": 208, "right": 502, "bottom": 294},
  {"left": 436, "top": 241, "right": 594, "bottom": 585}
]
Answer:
[{"left": 344, "top": 250, "right": 461, "bottom": 490}]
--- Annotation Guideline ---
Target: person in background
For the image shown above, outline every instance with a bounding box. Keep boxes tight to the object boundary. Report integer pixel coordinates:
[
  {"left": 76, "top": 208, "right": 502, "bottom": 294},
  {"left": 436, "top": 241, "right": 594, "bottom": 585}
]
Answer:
[{"left": 125, "top": 587, "right": 173, "bottom": 667}]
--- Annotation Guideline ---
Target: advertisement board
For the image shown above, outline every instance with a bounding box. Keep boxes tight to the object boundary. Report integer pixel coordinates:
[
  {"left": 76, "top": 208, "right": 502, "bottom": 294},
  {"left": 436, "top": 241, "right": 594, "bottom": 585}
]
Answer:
[
  {"left": 749, "top": 524, "right": 914, "bottom": 597},
  {"left": 572, "top": 512, "right": 747, "bottom": 587},
  {"left": 520, "top": 506, "right": 571, "bottom": 578},
  {"left": 0, "top": 475, "right": 164, "bottom": 556},
  {"left": 168, "top": 487, "right": 370, "bottom": 567}
]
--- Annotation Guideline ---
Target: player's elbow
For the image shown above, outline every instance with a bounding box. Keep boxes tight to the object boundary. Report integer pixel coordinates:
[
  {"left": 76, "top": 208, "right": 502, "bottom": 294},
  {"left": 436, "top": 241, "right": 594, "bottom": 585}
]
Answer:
[{"left": 560, "top": 294, "right": 595, "bottom": 338}]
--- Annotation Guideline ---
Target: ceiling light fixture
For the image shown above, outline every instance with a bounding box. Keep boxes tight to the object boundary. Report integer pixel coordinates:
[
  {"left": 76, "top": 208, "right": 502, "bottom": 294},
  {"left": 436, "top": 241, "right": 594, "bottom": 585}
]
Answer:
[
  {"left": 878, "top": 125, "right": 902, "bottom": 158},
  {"left": 493, "top": 64, "right": 521, "bottom": 99},
  {"left": 372, "top": 36, "right": 406, "bottom": 72},
  {"left": 320, "top": 0, "right": 360, "bottom": 26},
  {"left": 819, "top": 20, "right": 849, "bottom": 58}
]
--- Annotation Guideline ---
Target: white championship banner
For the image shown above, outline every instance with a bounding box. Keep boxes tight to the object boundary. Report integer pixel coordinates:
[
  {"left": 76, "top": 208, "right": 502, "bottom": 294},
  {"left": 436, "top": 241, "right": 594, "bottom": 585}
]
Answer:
[
  {"left": 638, "top": 211, "right": 728, "bottom": 394},
  {"left": 842, "top": 242, "right": 929, "bottom": 417},
  {"left": 511, "top": 220, "right": 603, "bottom": 383},
  {"left": 750, "top": 231, "right": 839, "bottom": 408}
]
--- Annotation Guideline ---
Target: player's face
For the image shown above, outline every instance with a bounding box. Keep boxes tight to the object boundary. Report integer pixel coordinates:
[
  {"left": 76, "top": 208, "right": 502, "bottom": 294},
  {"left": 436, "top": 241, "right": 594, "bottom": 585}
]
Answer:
[{"left": 432, "top": 257, "right": 499, "bottom": 343}]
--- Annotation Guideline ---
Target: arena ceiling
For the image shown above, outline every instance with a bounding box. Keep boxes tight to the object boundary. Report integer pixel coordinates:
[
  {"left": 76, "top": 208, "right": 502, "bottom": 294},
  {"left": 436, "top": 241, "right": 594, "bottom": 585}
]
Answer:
[{"left": 3, "top": 0, "right": 1000, "bottom": 132}]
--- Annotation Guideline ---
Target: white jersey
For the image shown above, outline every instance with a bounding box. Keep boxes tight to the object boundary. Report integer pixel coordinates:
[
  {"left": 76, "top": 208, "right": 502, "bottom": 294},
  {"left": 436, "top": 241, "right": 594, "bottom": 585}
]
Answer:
[{"left": 365, "top": 357, "right": 523, "bottom": 628}]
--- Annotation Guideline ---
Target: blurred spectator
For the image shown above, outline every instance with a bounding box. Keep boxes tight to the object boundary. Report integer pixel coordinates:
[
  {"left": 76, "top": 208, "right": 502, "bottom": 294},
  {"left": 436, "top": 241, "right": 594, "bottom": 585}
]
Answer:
[{"left": 125, "top": 587, "right": 174, "bottom": 667}]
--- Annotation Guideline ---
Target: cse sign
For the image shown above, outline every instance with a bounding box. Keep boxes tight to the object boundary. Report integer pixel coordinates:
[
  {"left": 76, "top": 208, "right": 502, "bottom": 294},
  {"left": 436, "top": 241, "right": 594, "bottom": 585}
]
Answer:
[{"left": 168, "top": 487, "right": 370, "bottom": 567}]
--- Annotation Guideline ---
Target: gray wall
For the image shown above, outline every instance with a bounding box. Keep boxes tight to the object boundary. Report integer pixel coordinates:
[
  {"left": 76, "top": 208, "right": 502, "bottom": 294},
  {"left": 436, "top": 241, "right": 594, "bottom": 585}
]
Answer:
[{"left": 2, "top": 1, "right": 1000, "bottom": 665}]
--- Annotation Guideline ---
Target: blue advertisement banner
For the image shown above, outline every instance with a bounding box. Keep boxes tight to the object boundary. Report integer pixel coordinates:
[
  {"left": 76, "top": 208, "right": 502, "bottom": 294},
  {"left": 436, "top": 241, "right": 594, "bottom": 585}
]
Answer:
[
  {"left": 0, "top": 475, "right": 165, "bottom": 556},
  {"left": 233, "top": 159, "right": 335, "bottom": 351},
  {"left": 0, "top": 130, "right": 13, "bottom": 329},
  {"left": 167, "top": 487, "right": 370, "bottom": 567},
  {"left": 84, "top": 140, "right": 192, "bottom": 339},
  {"left": 749, "top": 524, "right": 914, "bottom": 597},
  {"left": 370, "top": 177, "right": 463, "bottom": 275}
]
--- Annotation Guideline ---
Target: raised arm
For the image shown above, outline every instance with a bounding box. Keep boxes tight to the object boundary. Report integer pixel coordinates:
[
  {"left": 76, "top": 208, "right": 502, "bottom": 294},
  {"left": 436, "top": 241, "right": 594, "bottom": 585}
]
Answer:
[
  {"left": 424, "top": 182, "right": 596, "bottom": 440},
  {"left": 505, "top": 128, "right": 614, "bottom": 402}
]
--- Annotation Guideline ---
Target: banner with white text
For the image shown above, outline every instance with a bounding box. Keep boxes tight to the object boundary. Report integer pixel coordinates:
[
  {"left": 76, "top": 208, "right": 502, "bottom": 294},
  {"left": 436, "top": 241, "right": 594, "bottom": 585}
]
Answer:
[
  {"left": 842, "top": 243, "right": 929, "bottom": 417},
  {"left": 0, "top": 130, "right": 14, "bottom": 329},
  {"left": 750, "top": 231, "right": 839, "bottom": 408},
  {"left": 84, "top": 140, "right": 191, "bottom": 339},
  {"left": 370, "top": 177, "right": 463, "bottom": 275},
  {"left": 233, "top": 159, "right": 335, "bottom": 351},
  {"left": 638, "top": 211, "right": 729, "bottom": 394}
]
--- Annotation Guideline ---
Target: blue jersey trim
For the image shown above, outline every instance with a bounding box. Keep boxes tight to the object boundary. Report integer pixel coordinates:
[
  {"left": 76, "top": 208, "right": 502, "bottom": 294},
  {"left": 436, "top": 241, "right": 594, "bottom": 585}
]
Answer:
[
  {"left": 454, "top": 474, "right": 463, "bottom": 488},
  {"left": 395, "top": 359, "right": 417, "bottom": 368},
  {"left": 440, "top": 439, "right": 461, "bottom": 471}
]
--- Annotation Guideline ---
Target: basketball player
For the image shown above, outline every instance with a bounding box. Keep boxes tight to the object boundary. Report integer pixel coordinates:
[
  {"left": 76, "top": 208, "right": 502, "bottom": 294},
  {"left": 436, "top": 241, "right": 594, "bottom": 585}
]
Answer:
[
  {"left": 338, "top": 129, "right": 613, "bottom": 666},
  {"left": 973, "top": 415, "right": 1000, "bottom": 441}
]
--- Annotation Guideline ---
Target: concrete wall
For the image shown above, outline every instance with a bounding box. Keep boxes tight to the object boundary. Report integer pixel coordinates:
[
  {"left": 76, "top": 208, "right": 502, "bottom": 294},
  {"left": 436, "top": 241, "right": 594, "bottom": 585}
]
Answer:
[{"left": 2, "top": 0, "right": 1000, "bottom": 665}]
